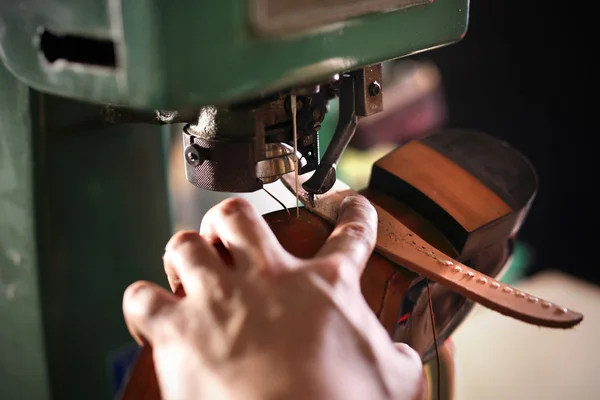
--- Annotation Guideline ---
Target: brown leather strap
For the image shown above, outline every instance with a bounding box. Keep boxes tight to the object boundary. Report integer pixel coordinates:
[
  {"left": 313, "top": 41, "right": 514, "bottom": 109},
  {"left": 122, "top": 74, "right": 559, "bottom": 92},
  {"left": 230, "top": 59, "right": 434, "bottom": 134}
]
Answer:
[{"left": 281, "top": 174, "right": 583, "bottom": 329}]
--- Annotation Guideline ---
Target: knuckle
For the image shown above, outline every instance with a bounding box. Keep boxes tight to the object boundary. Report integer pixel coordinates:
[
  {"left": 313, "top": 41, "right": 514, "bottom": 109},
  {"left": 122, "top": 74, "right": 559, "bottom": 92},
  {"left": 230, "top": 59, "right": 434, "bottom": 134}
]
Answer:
[
  {"left": 123, "top": 281, "right": 165, "bottom": 318},
  {"left": 341, "top": 195, "right": 375, "bottom": 215},
  {"left": 395, "top": 343, "right": 422, "bottom": 364},
  {"left": 318, "top": 256, "right": 361, "bottom": 289},
  {"left": 325, "top": 254, "right": 350, "bottom": 275},
  {"left": 166, "top": 230, "right": 201, "bottom": 252},
  {"left": 123, "top": 281, "right": 148, "bottom": 305},
  {"left": 166, "top": 234, "right": 212, "bottom": 266},
  {"left": 324, "top": 253, "right": 346, "bottom": 267},
  {"left": 218, "top": 197, "right": 254, "bottom": 216},
  {"left": 171, "top": 241, "right": 202, "bottom": 260},
  {"left": 341, "top": 194, "right": 363, "bottom": 207},
  {"left": 321, "top": 259, "right": 343, "bottom": 283},
  {"left": 337, "top": 221, "right": 373, "bottom": 243}
]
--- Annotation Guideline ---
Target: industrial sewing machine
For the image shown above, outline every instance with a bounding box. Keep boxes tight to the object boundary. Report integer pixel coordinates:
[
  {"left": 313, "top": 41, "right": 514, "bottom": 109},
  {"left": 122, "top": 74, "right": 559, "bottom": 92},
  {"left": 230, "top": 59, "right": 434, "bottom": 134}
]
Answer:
[{"left": 1, "top": 1, "right": 481, "bottom": 399}]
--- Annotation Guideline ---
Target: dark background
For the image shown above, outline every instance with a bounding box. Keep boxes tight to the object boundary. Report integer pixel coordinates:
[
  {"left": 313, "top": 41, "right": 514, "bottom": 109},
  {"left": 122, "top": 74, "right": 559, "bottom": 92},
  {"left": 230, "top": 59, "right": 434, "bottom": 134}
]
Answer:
[{"left": 414, "top": 2, "right": 597, "bottom": 284}]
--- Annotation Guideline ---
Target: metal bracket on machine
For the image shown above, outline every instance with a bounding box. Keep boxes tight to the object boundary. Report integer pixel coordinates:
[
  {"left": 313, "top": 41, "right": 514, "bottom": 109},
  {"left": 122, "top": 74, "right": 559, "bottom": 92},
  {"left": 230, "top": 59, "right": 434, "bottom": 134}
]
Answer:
[{"left": 302, "top": 64, "right": 383, "bottom": 204}]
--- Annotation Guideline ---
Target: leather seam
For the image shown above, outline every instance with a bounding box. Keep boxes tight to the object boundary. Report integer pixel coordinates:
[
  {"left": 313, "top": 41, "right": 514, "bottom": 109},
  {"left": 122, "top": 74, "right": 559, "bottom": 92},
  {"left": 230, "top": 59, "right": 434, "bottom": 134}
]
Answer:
[{"left": 376, "top": 270, "right": 397, "bottom": 318}]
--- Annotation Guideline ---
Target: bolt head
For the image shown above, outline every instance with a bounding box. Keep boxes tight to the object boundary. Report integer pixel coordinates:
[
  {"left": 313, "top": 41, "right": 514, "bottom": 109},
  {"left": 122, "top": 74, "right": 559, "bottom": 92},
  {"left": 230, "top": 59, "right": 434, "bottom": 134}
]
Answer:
[
  {"left": 369, "top": 81, "right": 382, "bottom": 97},
  {"left": 184, "top": 144, "right": 204, "bottom": 167}
]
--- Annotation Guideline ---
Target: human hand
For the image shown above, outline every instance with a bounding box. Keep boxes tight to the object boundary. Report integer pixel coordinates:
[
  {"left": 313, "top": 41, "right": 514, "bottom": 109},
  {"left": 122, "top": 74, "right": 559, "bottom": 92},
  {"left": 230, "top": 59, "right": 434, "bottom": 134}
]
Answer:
[{"left": 123, "top": 196, "right": 425, "bottom": 400}]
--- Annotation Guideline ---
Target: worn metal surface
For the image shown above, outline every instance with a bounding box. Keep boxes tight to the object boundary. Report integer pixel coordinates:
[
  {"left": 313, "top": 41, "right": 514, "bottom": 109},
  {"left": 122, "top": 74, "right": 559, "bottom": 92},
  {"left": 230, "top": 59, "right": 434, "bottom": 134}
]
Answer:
[
  {"left": 0, "top": 0, "right": 469, "bottom": 109},
  {"left": 0, "top": 61, "right": 173, "bottom": 399},
  {"left": 303, "top": 73, "right": 359, "bottom": 197},
  {"left": 256, "top": 143, "right": 305, "bottom": 184},
  {"left": 0, "top": 57, "right": 51, "bottom": 400},
  {"left": 354, "top": 64, "right": 384, "bottom": 116},
  {"left": 248, "top": 0, "right": 431, "bottom": 36}
]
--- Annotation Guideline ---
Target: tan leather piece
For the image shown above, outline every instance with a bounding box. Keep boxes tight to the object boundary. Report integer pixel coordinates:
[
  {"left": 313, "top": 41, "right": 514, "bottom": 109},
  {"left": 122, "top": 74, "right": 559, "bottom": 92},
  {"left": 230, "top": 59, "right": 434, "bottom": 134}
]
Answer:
[
  {"left": 282, "top": 173, "right": 583, "bottom": 329},
  {"left": 376, "top": 141, "right": 512, "bottom": 231}
]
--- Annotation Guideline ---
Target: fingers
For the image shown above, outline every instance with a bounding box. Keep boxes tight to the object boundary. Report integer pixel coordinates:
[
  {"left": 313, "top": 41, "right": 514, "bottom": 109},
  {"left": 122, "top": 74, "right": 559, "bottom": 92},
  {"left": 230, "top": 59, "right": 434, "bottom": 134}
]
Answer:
[
  {"left": 393, "top": 342, "right": 427, "bottom": 400},
  {"left": 316, "top": 195, "right": 377, "bottom": 276},
  {"left": 123, "top": 280, "right": 177, "bottom": 345},
  {"left": 393, "top": 342, "right": 423, "bottom": 366},
  {"left": 163, "top": 231, "right": 229, "bottom": 295},
  {"left": 199, "top": 197, "right": 289, "bottom": 272}
]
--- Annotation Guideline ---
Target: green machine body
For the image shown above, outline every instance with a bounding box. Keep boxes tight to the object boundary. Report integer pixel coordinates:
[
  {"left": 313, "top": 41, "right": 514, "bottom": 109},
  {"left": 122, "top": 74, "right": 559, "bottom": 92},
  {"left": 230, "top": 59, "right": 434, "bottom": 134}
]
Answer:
[
  {"left": 0, "top": 1, "right": 469, "bottom": 399},
  {"left": 0, "top": 0, "right": 468, "bottom": 108}
]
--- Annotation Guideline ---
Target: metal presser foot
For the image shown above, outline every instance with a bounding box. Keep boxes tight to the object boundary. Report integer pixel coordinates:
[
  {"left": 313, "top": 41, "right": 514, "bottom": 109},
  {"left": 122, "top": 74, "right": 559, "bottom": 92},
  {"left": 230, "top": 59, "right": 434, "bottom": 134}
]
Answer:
[{"left": 302, "top": 65, "right": 383, "bottom": 204}]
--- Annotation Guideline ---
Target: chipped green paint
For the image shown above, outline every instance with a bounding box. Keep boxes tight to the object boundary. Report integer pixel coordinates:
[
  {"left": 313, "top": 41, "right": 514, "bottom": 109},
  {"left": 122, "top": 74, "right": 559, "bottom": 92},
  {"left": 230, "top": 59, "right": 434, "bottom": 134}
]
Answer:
[
  {"left": 0, "top": 0, "right": 469, "bottom": 109},
  {"left": 0, "top": 63, "right": 173, "bottom": 399},
  {"left": 0, "top": 1, "right": 469, "bottom": 397},
  {"left": 0, "top": 60, "right": 52, "bottom": 400}
]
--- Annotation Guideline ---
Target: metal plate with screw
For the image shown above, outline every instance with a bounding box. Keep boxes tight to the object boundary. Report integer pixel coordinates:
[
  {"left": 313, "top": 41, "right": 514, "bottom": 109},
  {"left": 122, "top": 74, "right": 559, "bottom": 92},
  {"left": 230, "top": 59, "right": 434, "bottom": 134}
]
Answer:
[{"left": 354, "top": 64, "right": 384, "bottom": 116}]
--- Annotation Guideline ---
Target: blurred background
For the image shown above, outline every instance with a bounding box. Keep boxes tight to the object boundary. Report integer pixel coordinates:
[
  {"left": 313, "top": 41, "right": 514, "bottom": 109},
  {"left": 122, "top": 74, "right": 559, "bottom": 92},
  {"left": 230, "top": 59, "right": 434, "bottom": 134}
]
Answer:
[
  {"left": 1, "top": 2, "right": 596, "bottom": 399},
  {"left": 167, "top": 2, "right": 598, "bottom": 399},
  {"left": 417, "top": 4, "right": 598, "bottom": 399}
]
